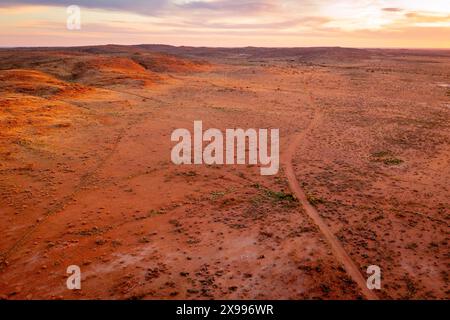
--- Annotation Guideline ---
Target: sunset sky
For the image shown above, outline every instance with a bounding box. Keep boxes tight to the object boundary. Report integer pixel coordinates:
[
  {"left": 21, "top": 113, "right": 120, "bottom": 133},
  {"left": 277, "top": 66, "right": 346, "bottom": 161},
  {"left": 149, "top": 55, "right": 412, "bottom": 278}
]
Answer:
[{"left": 0, "top": 0, "right": 449, "bottom": 48}]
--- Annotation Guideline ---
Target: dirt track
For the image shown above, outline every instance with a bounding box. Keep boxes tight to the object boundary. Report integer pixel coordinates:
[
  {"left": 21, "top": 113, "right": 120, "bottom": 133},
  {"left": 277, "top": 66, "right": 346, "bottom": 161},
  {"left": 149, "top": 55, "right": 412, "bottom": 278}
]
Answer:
[{"left": 282, "top": 77, "right": 378, "bottom": 300}]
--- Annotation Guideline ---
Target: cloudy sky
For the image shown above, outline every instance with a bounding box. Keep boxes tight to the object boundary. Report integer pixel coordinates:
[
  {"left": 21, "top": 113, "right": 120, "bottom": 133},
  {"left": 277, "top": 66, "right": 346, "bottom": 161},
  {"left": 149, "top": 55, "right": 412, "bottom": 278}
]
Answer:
[{"left": 0, "top": 0, "right": 449, "bottom": 48}]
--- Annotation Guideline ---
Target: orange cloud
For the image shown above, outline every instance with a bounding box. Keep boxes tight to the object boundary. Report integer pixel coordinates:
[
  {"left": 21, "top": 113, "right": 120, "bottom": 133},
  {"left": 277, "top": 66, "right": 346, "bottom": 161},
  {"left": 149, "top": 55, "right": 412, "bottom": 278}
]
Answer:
[{"left": 0, "top": 1, "right": 449, "bottom": 48}]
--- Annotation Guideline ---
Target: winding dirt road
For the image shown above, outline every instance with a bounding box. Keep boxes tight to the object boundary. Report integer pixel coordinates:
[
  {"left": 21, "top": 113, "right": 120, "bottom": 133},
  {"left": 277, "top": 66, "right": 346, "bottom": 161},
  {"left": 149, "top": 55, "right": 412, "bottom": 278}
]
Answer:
[{"left": 282, "top": 89, "right": 379, "bottom": 300}]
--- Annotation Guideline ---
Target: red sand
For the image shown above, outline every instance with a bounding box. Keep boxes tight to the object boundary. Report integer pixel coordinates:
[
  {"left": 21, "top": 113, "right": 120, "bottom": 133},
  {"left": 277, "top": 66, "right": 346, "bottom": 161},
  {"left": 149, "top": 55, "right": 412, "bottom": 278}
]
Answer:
[{"left": 0, "top": 46, "right": 449, "bottom": 299}]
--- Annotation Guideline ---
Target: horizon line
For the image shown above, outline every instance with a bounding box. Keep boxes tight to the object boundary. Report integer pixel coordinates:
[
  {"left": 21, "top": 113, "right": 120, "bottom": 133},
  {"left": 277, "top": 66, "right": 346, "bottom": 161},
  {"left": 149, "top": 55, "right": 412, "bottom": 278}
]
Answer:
[{"left": 1, "top": 43, "right": 450, "bottom": 51}]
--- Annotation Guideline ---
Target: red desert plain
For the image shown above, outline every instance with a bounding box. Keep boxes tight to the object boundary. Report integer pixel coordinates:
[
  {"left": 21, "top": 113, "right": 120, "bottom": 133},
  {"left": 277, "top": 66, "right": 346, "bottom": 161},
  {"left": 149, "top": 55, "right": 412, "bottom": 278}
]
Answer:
[{"left": 0, "top": 45, "right": 449, "bottom": 299}]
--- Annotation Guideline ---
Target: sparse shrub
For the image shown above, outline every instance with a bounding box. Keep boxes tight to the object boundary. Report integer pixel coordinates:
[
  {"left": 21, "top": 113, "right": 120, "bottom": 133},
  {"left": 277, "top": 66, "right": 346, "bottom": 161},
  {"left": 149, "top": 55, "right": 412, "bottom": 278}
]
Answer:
[
  {"left": 306, "top": 193, "right": 325, "bottom": 206},
  {"left": 210, "top": 191, "right": 226, "bottom": 200},
  {"left": 371, "top": 150, "right": 403, "bottom": 166},
  {"left": 265, "top": 189, "right": 297, "bottom": 203},
  {"left": 383, "top": 158, "right": 404, "bottom": 166}
]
